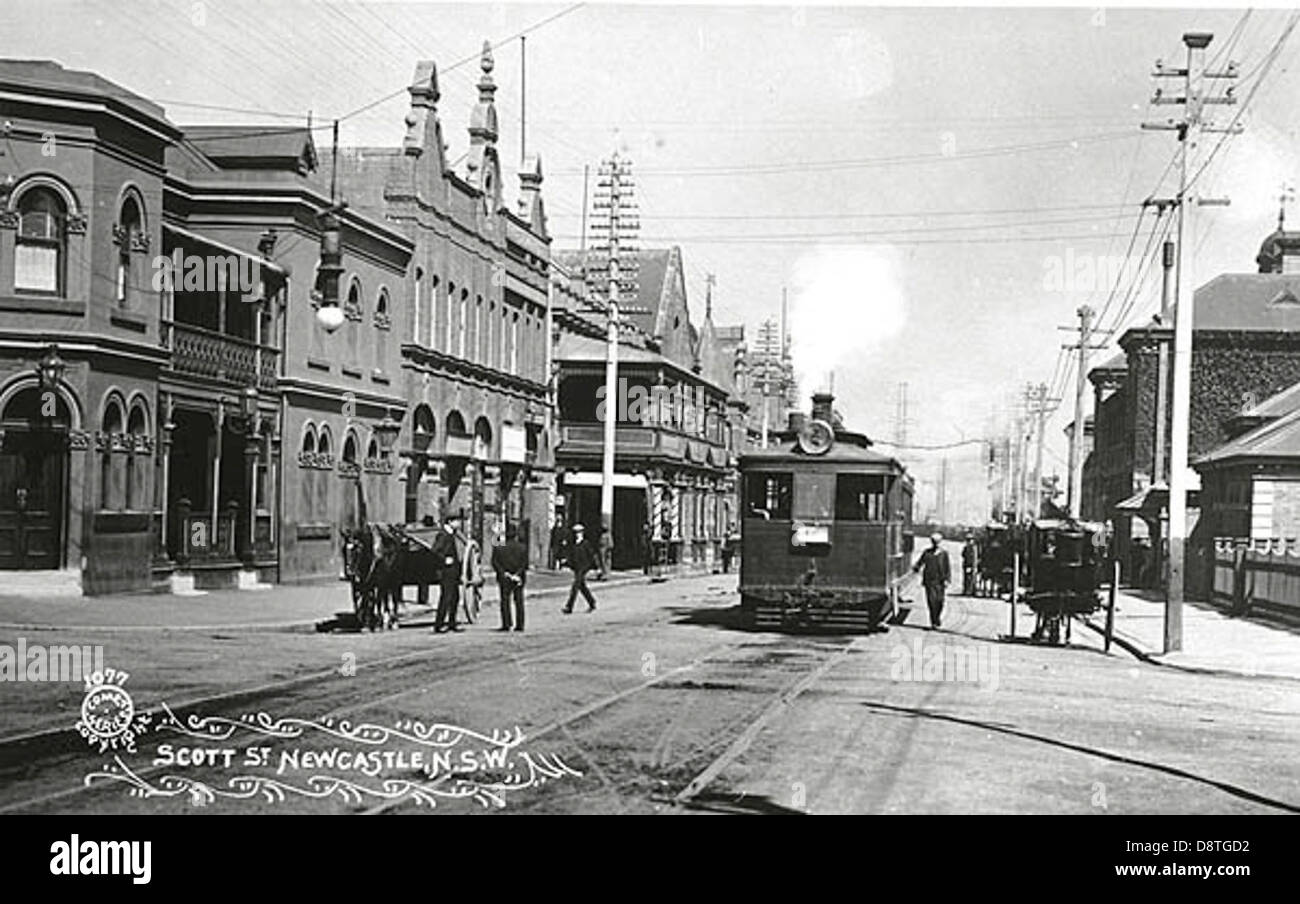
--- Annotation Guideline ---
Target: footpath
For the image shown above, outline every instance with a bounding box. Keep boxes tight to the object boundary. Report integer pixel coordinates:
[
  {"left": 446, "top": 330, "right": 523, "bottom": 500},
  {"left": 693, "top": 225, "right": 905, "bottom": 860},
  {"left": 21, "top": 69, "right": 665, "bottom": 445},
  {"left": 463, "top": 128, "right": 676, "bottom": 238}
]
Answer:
[
  {"left": 0, "top": 569, "right": 656, "bottom": 633},
  {"left": 1080, "top": 588, "right": 1300, "bottom": 681}
]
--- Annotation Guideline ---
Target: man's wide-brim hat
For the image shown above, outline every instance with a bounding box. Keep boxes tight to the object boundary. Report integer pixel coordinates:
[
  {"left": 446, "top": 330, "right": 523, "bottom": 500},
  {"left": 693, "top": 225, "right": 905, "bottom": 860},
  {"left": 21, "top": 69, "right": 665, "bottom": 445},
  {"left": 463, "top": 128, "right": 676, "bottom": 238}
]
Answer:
[
  {"left": 573, "top": 524, "right": 585, "bottom": 532},
  {"left": 931, "top": 532, "right": 943, "bottom": 542}
]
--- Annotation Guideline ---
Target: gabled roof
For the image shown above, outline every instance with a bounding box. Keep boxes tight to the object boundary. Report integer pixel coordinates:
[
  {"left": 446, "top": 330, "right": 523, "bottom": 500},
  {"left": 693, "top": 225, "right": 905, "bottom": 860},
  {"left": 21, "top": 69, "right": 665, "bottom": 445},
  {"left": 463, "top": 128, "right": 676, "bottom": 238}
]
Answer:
[
  {"left": 1191, "top": 272, "right": 1300, "bottom": 331},
  {"left": 184, "top": 125, "right": 318, "bottom": 174},
  {"left": 1197, "top": 404, "right": 1300, "bottom": 467},
  {"left": 555, "top": 248, "right": 678, "bottom": 337}
]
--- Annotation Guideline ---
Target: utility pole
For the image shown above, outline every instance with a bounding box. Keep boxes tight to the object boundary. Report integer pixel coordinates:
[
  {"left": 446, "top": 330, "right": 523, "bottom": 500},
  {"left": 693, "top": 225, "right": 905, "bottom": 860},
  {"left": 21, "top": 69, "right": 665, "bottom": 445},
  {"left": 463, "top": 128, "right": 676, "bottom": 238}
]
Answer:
[
  {"left": 1061, "top": 306, "right": 1106, "bottom": 519},
  {"left": 1027, "top": 382, "right": 1058, "bottom": 521},
  {"left": 1143, "top": 31, "right": 1238, "bottom": 653},
  {"left": 894, "top": 382, "right": 911, "bottom": 448},
  {"left": 588, "top": 153, "right": 639, "bottom": 563}
]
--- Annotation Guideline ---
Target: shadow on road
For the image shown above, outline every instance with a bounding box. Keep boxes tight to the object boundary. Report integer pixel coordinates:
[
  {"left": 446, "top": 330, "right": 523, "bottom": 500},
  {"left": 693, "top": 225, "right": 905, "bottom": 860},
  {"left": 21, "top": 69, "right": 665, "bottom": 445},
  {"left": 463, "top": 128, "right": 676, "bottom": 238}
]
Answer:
[
  {"left": 680, "top": 790, "right": 806, "bottom": 815},
  {"left": 858, "top": 701, "right": 1300, "bottom": 814},
  {"left": 664, "top": 603, "right": 890, "bottom": 638}
]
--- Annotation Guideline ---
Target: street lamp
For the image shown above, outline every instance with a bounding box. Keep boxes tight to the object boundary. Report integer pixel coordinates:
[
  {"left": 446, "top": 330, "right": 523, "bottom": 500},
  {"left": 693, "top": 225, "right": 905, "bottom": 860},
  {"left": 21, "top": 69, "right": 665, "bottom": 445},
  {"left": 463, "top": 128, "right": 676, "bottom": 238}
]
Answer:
[
  {"left": 315, "top": 207, "right": 346, "bottom": 333},
  {"left": 36, "top": 344, "right": 65, "bottom": 391}
]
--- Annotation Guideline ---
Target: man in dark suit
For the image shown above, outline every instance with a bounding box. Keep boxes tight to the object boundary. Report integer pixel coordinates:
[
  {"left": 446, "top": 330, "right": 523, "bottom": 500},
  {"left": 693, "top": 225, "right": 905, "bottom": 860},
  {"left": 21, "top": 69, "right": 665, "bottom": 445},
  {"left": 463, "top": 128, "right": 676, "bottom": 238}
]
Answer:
[
  {"left": 432, "top": 513, "right": 464, "bottom": 633},
  {"left": 491, "top": 524, "right": 529, "bottom": 632},
  {"left": 561, "top": 523, "right": 598, "bottom": 614},
  {"left": 913, "top": 532, "right": 952, "bottom": 629}
]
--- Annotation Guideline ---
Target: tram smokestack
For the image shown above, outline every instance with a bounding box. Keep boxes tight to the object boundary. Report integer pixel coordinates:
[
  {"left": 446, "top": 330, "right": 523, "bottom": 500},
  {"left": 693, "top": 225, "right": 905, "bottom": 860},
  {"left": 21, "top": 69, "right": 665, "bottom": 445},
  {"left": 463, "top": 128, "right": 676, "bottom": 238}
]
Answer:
[{"left": 811, "top": 392, "right": 834, "bottom": 424}]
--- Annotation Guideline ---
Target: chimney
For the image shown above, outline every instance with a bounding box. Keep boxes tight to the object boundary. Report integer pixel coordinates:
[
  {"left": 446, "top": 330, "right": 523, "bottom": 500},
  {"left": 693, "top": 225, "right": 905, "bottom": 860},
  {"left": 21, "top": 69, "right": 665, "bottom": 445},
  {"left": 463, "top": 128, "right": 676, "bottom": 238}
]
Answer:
[
  {"left": 787, "top": 411, "right": 807, "bottom": 434},
  {"left": 811, "top": 392, "right": 834, "bottom": 423}
]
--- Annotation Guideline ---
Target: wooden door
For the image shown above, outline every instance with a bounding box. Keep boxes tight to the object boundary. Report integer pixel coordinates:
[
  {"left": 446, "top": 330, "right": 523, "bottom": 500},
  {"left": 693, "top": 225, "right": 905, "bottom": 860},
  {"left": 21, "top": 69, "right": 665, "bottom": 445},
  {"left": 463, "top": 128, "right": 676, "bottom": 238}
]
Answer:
[{"left": 0, "top": 429, "right": 65, "bottom": 569}]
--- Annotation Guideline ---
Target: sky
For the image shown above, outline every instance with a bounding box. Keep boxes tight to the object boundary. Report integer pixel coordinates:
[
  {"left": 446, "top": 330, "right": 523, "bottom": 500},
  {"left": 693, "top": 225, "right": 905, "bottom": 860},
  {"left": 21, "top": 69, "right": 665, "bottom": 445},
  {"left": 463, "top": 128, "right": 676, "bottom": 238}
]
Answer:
[{"left": 5, "top": 1, "right": 1298, "bottom": 522}]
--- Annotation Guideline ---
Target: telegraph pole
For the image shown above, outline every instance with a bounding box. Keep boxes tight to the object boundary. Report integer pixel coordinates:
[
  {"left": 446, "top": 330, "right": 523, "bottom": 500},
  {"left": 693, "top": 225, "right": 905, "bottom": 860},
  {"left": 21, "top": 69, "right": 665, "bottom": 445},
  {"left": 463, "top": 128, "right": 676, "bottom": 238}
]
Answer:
[
  {"left": 1143, "top": 31, "right": 1238, "bottom": 652},
  {"left": 1061, "top": 306, "right": 1105, "bottom": 519},
  {"left": 589, "top": 153, "right": 639, "bottom": 563},
  {"left": 1028, "top": 382, "right": 1057, "bottom": 521}
]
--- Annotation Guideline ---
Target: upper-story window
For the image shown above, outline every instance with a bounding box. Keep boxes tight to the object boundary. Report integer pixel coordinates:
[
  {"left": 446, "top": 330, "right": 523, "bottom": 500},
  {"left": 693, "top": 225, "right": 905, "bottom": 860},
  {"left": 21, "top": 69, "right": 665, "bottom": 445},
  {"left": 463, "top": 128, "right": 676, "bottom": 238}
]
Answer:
[
  {"left": 457, "top": 289, "right": 468, "bottom": 359},
  {"left": 15, "top": 188, "right": 66, "bottom": 295},
  {"left": 374, "top": 289, "right": 390, "bottom": 370},
  {"left": 116, "top": 196, "right": 142, "bottom": 309}
]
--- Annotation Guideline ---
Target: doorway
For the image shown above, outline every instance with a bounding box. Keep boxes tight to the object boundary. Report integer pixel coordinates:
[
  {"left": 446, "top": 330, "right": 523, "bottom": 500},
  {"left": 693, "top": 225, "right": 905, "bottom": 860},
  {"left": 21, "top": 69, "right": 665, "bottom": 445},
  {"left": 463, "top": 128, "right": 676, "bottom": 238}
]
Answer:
[{"left": 0, "top": 388, "right": 70, "bottom": 570}]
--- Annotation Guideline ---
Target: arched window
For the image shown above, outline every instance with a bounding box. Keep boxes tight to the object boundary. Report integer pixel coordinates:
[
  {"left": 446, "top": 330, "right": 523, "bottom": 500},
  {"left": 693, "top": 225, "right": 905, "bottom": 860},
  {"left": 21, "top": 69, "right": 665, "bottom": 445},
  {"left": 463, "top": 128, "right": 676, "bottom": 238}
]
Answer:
[
  {"left": 126, "top": 402, "right": 149, "bottom": 511},
  {"left": 316, "top": 425, "right": 332, "bottom": 520},
  {"left": 444, "top": 280, "right": 454, "bottom": 352},
  {"left": 457, "top": 288, "right": 469, "bottom": 358},
  {"left": 374, "top": 288, "right": 390, "bottom": 370},
  {"left": 413, "top": 268, "right": 423, "bottom": 348},
  {"left": 116, "top": 196, "right": 143, "bottom": 309},
  {"left": 15, "top": 187, "right": 67, "bottom": 295},
  {"left": 475, "top": 295, "right": 484, "bottom": 360},
  {"left": 473, "top": 417, "right": 493, "bottom": 461},
  {"left": 428, "top": 275, "right": 440, "bottom": 350},
  {"left": 101, "top": 399, "right": 124, "bottom": 511},
  {"left": 345, "top": 280, "right": 362, "bottom": 365},
  {"left": 300, "top": 424, "right": 317, "bottom": 522}
]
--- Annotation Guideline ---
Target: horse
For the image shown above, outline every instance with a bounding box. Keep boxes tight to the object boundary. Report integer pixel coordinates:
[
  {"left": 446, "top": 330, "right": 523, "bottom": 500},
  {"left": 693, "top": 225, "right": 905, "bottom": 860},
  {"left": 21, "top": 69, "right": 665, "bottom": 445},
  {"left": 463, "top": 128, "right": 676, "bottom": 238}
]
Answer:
[
  {"left": 341, "top": 525, "right": 373, "bottom": 620},
  {"left": 340, "top": 524, "right": 402, "bottom": 631}
]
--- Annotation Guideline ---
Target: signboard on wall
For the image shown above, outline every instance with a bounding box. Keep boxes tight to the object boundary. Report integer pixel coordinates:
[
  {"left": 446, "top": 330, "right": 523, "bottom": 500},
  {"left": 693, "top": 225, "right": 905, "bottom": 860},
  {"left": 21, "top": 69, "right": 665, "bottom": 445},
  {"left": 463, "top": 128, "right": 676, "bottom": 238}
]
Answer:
[{"left": 501, "top": 425, "right": 527, "bottom": 464}]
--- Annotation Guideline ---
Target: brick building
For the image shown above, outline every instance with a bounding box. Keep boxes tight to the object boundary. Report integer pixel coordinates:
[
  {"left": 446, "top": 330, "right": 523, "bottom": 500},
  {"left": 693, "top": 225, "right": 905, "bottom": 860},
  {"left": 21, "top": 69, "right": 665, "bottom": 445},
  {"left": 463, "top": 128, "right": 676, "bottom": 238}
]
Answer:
[
  {"left": 1080, "top": 215, "right": 1300, "bottom": 591},
  {"left": 321, "top": 48, "right": 554, "bottom": 567}
]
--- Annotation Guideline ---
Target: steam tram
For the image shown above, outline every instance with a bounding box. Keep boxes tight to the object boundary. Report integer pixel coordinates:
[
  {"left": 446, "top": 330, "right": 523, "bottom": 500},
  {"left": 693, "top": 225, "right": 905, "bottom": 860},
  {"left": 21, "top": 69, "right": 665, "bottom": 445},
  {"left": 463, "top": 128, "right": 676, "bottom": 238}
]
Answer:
[{"left": 739, "top": 394, "right": 915, "bottom": 632}]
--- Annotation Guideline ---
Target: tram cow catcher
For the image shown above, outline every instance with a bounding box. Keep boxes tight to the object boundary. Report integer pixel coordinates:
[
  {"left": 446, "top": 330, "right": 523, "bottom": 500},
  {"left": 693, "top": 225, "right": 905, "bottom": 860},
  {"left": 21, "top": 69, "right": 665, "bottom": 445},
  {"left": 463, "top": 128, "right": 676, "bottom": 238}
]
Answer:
[{"left": 739, "top": 393, "right": 915, "bottom": 633}]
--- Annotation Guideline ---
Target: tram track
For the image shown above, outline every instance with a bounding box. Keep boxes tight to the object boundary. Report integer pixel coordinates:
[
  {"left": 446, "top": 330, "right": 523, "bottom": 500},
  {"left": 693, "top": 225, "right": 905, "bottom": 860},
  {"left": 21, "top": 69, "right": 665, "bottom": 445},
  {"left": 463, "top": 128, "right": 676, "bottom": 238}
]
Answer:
[{"left": 0, "top": 608, "right": 703, "bottom": 814}]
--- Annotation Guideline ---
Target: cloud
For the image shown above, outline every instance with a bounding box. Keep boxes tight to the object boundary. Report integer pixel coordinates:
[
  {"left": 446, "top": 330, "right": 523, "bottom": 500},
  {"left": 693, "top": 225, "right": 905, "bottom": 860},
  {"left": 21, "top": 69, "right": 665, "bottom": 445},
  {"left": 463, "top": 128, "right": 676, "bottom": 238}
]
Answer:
[{"left": 787, "top": 245, "right": 908, "bottom": 393}]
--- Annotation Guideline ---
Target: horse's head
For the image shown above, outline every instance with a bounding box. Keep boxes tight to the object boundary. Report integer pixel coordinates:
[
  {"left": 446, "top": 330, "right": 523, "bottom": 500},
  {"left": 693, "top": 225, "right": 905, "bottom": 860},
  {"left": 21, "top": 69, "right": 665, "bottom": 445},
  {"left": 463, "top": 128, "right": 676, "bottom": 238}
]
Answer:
[{"left": 342, "top": 525, "right": 375, "bottom": 580}]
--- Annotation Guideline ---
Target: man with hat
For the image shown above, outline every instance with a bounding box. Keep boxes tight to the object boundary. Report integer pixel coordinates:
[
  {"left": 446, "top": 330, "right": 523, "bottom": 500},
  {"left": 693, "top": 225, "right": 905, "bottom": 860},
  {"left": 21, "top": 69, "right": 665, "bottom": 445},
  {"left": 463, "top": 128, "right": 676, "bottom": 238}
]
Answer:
[
  {"left": 432, "top": 512, "right": 464, "bottom": 633},
  {"left": 913, "top": 532, "right": 952, "bottom": 629},
  {"left": 562, "top": 522, "right": 599, "bottom": 614}
]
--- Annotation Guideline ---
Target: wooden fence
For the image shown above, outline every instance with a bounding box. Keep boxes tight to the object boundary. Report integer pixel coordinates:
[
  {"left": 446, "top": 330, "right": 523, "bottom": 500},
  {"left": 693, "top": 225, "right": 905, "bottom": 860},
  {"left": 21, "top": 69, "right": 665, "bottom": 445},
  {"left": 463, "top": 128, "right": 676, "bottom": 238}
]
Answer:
[{"left": 1212, "top": 537, "right": 1300, "bottom": 617}]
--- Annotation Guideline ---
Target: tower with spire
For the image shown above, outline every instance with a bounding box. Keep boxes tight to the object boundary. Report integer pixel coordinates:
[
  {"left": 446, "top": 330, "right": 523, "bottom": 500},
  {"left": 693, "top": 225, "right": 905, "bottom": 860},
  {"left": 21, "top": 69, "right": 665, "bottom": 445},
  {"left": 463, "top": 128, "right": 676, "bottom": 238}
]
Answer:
[{"left": 466, "top": 40, "right": 502, "bottom": 213}]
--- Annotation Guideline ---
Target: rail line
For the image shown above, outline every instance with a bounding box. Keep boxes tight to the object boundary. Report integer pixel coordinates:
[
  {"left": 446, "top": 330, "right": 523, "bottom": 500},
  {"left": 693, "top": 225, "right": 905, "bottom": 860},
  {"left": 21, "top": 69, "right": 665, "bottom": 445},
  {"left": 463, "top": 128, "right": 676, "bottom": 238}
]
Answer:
[{"left": 0, "top": 610, "right": 699, "bottom": 814}]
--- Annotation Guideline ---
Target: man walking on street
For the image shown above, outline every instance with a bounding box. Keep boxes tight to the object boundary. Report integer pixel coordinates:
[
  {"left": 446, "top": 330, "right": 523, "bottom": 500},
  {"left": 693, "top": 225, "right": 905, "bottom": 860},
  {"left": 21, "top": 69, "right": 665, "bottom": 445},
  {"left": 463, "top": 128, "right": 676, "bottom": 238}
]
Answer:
[
  {"left": 914, "top": 532, "right": 951, "bottom": 629},
  {"left": 432, "top": 513, "right": 464, "bottom": 633},
  {"left": 961, "top": 533, "right": 979, "bottom": 597},
  {"left": 491, "top": 524, "right": 528, "bottom": 632},
  {"left": 562, "top": 523, "right": 599, "bottom": 614}
]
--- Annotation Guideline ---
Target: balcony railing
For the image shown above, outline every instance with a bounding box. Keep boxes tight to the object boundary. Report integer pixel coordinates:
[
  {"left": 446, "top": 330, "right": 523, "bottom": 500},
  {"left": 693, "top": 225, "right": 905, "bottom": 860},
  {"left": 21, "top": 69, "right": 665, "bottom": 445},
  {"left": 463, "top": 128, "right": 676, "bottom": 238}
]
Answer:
[
  {"left": 163, "top": 321, "right": 278, "bottom": 390},
  {"left": 559, "top": 423, "right": 728, "bottom": 463}
]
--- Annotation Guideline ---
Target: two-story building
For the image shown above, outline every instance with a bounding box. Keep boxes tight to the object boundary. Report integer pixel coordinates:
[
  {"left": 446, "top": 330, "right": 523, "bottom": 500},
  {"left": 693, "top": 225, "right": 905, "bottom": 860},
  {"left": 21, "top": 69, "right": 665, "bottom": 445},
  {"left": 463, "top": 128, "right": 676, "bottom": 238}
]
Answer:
[{"left": 552, "top": 246, "right": 742, "bottom": 571}]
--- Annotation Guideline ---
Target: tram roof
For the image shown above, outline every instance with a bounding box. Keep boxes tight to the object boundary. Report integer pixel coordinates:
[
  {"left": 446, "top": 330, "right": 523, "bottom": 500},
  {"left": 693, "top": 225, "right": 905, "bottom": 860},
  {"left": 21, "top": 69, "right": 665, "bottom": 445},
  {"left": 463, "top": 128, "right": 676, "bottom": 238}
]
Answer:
[{"left": 739, "top": 434, "right": 906, "bottom": 471}]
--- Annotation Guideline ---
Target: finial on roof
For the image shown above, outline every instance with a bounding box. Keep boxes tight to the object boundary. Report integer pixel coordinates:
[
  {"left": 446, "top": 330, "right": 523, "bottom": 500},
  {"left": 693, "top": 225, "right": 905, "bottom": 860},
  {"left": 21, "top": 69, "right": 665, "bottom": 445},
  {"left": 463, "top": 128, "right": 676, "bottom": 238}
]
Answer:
[
  {"left": 481, "top": 40, "right": 494, "bottom": 75},
  {"left": 1280, "top": 183, "right": 1296, "bottom": 231}
]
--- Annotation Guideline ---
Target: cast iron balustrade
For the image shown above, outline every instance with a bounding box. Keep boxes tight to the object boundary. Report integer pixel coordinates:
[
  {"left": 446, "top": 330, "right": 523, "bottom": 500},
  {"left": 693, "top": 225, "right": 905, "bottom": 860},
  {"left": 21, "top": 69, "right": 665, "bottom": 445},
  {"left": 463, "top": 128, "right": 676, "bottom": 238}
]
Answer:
[{"left": 163, "top": 321, "right": 279, "bottom": 390}]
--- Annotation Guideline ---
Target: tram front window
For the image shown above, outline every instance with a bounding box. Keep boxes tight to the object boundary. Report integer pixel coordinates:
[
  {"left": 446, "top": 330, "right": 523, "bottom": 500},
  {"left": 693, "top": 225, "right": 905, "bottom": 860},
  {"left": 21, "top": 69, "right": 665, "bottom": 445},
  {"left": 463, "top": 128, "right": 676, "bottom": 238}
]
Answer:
[
  {"left": 744, "top": 471, "right": 792, "bottom": 520},
  {"left": 835, "top": 473, "right": 886, "bottom": 521},
  {"left": 793, "top": 472, "right": 833, "bottom": 520}
]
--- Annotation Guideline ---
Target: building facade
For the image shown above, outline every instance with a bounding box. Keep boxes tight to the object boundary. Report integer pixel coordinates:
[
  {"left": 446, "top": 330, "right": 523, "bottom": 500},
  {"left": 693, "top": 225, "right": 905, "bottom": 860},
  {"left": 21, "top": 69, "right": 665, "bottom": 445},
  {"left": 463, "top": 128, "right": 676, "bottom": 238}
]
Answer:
[
  {"left": 325, "top": 49, "right": 554, "bottom": 568},
  {"left": 1080, "top": 217, "right": 1300, "bottom": 592},
  {"left": 552, "top": 247, "right": 744, "bottom": 571}
]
